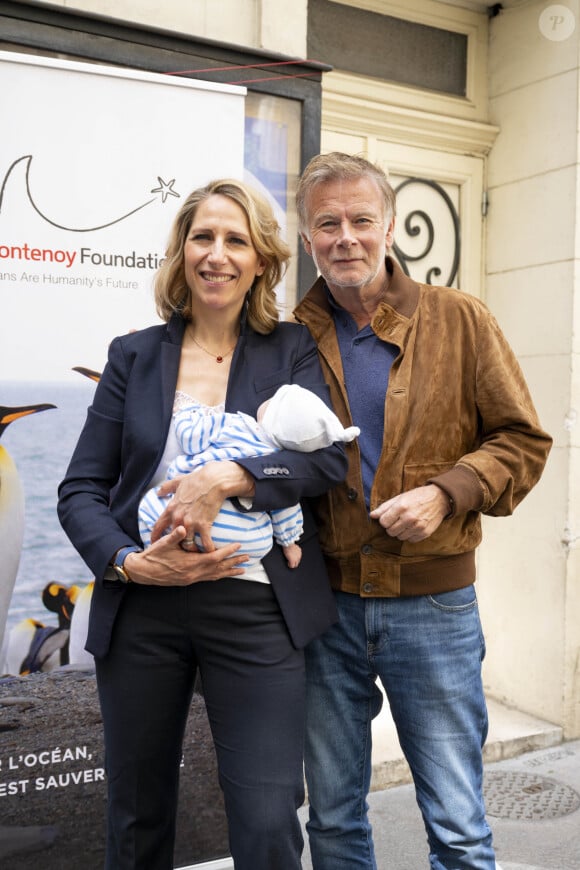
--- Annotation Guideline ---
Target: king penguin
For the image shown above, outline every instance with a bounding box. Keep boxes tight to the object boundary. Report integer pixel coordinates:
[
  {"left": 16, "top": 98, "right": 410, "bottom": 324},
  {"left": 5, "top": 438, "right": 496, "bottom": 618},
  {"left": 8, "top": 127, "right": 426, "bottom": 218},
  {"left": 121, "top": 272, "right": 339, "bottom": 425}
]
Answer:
[{"left": 0, "top": 403, "right": 56, "bottom": 660}]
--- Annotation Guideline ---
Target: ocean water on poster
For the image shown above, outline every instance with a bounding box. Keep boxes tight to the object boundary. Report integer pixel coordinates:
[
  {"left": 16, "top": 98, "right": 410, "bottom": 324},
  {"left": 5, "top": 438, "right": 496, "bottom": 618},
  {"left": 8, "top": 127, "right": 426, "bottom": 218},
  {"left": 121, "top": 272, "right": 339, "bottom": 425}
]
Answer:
[{"left": 1, "top": 380, "right": 99, "bottom": 633}]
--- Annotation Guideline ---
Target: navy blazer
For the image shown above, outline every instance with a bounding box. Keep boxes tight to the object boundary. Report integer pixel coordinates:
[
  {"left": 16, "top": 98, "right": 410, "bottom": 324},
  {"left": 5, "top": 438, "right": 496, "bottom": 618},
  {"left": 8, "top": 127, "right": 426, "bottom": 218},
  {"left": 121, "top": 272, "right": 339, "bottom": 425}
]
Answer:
[{"left": 58, "top": 312, "right": 348, "bottom": 658}]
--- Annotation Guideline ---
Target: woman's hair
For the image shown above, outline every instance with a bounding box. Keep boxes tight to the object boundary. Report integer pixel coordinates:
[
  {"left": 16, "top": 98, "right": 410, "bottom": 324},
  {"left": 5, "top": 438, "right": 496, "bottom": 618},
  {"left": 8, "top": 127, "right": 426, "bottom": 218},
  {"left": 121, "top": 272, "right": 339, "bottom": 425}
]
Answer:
[
  {"left": 296, "top": 152, "right": 397, "bottom": 234},
  {"left": 154, "top": 178, "right": 291, "bottom": 333}
]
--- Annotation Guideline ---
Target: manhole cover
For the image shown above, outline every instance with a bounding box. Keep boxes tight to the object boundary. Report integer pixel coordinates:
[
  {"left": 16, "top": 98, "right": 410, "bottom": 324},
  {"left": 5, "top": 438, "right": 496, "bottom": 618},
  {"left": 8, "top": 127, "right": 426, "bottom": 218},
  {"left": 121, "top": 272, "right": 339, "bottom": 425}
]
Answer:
[{"left": 484, "top": 771, "right": 580, "bottom": 820}]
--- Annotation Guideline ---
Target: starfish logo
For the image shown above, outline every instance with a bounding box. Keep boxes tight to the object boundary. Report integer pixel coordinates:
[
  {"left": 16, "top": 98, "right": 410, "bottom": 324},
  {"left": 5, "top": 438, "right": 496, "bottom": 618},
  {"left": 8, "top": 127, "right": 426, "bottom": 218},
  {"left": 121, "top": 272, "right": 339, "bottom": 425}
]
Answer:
[{"left": 150, "top": 177, "right": 180, "bottom": 203}]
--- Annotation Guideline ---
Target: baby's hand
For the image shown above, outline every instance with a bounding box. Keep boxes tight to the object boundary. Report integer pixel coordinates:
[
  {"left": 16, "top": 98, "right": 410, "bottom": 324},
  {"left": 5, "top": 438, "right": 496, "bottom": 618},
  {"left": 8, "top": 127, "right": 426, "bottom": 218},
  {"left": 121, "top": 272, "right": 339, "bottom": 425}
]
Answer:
[{"left": 282, "top": 542, "right": 302, "bottom": 569}]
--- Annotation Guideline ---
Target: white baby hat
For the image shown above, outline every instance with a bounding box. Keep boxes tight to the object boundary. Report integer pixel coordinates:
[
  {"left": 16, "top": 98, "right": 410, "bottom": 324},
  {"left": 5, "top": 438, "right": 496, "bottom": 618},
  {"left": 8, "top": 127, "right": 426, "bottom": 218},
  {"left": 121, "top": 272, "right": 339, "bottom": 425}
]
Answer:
[{"left": 260, "top": 384, "right": 360, "bottom": 451}]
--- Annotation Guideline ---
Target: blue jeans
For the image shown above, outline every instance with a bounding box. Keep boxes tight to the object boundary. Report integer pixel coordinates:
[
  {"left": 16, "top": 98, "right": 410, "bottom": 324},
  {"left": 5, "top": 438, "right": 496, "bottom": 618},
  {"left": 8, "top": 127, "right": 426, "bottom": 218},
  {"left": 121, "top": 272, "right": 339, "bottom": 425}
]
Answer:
[{"left": 304, "top": 587, "right": 496, "bottom": 869}]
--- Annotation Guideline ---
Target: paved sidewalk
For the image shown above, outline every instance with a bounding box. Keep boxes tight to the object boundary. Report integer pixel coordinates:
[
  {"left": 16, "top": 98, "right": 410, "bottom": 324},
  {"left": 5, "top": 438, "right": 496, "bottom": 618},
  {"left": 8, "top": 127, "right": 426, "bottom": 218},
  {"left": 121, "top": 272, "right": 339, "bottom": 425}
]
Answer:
[
  {"left": 191, "top": 699, "right": 577, "bottom": 870},
  {"left": 299, "top": 698, "right": 580, "bottom": 870}
]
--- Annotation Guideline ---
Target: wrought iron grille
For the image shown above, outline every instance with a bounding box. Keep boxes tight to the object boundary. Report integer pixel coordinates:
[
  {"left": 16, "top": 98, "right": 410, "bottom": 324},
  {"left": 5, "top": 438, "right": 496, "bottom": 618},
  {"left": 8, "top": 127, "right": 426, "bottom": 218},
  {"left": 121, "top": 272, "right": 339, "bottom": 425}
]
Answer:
[{"left": 392, "top": 177, "right": 461, "bottom": 287}]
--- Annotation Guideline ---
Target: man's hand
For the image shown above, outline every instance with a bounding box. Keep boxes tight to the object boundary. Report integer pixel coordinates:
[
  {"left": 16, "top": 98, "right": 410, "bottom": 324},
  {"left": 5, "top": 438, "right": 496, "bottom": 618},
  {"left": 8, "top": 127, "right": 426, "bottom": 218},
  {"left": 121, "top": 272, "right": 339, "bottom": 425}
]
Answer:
[{"left": 369, "top": 485, "right": 451, "bottom": 543}]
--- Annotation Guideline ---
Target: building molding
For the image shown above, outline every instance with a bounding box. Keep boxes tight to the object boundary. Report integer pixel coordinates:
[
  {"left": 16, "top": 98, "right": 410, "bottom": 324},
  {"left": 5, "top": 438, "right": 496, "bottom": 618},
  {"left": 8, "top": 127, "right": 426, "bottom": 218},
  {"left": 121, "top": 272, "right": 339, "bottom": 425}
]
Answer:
[{"left": 322, "top": 71, "right": 499, "bottom": 158}]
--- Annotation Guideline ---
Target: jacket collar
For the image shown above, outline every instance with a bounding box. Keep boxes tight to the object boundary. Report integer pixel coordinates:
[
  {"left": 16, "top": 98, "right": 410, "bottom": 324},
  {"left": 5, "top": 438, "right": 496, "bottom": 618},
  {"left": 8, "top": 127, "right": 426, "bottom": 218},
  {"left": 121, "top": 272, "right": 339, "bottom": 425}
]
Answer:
[
  {"left": 160, "top": 313, "right": 186, "bottom": 427},
  {"left": 294, "top": 256, "right": 421, "bottom": 346},
  {"left": 166, "top": 310, "right": 187, "bottom": 344}
]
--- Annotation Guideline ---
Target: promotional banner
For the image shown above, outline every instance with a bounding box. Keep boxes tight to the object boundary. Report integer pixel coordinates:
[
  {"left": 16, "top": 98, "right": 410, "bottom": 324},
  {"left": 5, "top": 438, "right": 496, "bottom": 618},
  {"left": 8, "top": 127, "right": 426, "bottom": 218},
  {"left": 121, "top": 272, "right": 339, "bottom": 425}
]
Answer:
[{"left": 0, "top": 50, "right": 246, "bottom": 867}]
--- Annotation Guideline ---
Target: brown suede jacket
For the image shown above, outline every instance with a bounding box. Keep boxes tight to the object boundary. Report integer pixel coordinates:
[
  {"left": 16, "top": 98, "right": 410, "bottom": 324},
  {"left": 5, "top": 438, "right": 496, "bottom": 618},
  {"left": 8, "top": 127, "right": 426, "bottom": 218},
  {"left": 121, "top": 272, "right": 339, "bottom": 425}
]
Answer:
[{"left": 294, "top": 257, "right": 552, "bottom": 597}]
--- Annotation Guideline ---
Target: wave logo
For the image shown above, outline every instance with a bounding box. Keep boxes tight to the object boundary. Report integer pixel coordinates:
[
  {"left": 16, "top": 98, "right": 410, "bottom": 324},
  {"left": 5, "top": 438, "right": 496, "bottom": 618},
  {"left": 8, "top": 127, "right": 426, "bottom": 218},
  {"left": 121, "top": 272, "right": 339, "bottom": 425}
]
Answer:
[{"left": 0, "top": 154, "right": 180, "bottom": 233}]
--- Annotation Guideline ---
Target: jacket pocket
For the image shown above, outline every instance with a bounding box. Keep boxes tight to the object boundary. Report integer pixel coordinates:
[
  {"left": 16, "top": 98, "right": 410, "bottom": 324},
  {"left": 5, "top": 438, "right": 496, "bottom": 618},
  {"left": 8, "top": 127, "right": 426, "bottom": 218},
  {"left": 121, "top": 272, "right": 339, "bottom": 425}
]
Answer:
[{"left": 402, "top": 461, "right": 455, "bottom": 490}]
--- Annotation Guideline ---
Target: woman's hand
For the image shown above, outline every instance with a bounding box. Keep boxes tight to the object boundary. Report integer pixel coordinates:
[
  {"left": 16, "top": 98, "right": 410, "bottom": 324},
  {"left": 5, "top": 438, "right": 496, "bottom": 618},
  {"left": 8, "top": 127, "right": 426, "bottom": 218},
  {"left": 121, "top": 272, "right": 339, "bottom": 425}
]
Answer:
[
  {"left": 124, "top": 526, "right": 248, "bottom": 586},
  {"left": 150, "top": 460, "right": 256, "bottom": 552}
]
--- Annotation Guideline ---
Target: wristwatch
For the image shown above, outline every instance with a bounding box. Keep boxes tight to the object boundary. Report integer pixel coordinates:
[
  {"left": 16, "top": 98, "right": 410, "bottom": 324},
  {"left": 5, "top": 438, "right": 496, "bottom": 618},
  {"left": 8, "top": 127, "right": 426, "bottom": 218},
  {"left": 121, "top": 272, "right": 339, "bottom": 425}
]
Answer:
[{"left": 104, "top": 545, "right": 142, "bottom": 583}]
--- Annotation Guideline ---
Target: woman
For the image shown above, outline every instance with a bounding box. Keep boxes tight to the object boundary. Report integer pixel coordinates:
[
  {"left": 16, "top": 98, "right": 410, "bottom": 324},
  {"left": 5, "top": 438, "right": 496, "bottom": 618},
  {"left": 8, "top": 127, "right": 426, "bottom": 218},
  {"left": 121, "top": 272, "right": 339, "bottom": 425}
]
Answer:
[{"left": 57, "top": 179, "right": 348, "bottom": 870}]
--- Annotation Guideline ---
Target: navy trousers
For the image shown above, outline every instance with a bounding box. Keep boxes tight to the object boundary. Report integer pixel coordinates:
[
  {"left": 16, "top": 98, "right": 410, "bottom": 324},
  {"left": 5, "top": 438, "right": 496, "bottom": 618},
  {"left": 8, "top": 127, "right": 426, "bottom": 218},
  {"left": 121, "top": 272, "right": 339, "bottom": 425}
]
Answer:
[{"left": 95, "top": 578, "right": 305, "bottom": 870}]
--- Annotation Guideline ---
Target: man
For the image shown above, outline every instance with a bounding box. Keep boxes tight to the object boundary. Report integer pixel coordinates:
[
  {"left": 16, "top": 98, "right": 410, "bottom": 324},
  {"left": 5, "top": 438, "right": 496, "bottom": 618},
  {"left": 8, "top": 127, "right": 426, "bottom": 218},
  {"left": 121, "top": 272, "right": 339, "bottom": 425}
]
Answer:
[{"left": 293, "top": 152, "right": 552, "bottom": 870}]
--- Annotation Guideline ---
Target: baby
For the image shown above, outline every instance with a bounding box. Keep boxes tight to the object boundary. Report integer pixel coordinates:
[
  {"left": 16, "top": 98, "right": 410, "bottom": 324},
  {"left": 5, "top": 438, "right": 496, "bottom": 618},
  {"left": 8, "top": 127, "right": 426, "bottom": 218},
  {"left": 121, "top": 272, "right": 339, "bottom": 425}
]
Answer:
[{"left": 138, "top": 384, "right": 360, "bottom": 569}]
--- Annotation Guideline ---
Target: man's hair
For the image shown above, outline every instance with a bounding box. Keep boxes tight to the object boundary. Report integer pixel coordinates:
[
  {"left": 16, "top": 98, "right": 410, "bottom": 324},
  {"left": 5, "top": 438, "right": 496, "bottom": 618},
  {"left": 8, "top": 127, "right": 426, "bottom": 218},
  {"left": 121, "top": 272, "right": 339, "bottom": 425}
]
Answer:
[
  {"left": 154, "top": 178, "right": 290, "bottom": 334},
  {"left": 296, "top": 152, "right": 397, "bottom": 233}
]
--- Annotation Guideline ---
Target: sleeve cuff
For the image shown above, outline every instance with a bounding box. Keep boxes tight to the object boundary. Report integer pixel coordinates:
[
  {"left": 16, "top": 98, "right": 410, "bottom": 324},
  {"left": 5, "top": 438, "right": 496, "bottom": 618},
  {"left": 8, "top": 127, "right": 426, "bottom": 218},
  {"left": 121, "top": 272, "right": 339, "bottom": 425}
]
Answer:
[{"left": 427, "top": 464, "right": 484, "bottom": 516}]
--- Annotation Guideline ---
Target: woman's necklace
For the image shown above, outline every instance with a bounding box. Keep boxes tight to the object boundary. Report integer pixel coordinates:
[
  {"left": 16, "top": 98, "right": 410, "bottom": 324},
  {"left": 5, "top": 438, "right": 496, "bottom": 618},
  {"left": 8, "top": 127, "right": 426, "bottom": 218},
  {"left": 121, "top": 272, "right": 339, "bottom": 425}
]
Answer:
[{"left": 188, "top": 327, "right": 237, "bottom": 364}]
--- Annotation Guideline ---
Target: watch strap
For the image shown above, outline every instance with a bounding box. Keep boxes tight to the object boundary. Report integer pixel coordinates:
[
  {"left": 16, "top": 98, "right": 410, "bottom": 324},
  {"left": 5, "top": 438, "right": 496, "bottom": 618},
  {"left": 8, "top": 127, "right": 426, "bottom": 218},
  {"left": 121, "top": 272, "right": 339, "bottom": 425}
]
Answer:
[{"left": 108, "top": 545, "right": 142, "bottom": 583}]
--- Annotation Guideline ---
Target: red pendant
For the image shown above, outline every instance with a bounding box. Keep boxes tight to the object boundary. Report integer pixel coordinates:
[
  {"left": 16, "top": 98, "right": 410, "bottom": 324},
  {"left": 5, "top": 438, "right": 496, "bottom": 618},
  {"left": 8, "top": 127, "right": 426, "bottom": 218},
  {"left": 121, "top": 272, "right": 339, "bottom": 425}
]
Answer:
[{"left": 216, "top": 356, "right": 224, "bottom": 363}]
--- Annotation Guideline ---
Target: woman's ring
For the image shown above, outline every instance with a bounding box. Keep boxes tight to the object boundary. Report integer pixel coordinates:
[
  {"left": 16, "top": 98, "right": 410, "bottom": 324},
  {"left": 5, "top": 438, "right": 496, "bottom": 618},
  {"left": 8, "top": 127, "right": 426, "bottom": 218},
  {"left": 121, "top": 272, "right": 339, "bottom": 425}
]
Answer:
[{"left": 181, "top": 538, "right": 196, "bottom": 550}]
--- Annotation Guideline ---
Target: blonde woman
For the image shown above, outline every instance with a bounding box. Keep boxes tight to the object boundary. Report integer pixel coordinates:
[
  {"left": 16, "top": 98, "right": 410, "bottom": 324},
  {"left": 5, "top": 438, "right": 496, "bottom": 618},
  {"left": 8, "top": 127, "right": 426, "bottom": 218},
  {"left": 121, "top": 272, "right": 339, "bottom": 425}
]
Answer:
[{"left": 58, "top": 179, "right": 348, "bottom": 870}]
